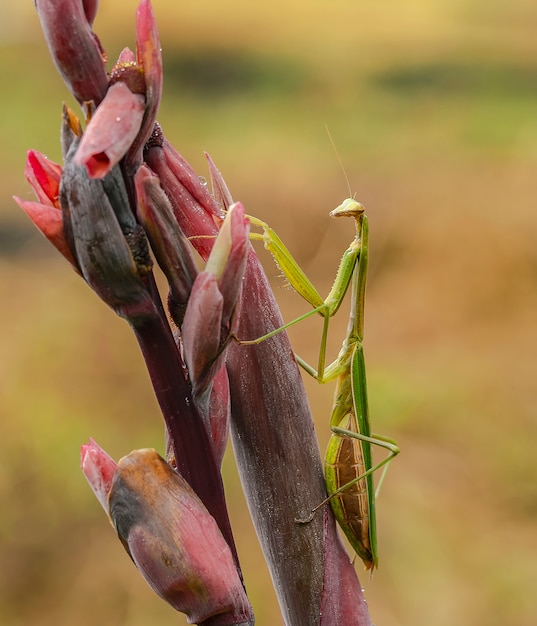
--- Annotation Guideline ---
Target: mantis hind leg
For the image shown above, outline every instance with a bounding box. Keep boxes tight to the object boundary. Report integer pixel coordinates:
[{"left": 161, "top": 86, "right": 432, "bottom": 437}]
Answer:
[
  {"left": 297, "top": 429, "right": 399, "bottom": 521},
  {"left": 296, "top": 428, "right": 398, "bottom": 569},
  {"left": 329, "top": 428, "right": 399, "bottom": 502}
]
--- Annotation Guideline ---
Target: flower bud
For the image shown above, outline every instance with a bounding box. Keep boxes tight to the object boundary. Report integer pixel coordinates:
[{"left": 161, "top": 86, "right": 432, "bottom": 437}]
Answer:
[
  {"left": 80, "top": 438, "right": 117, "bottom": 512},
  {"left": 35, "top": 0, "right": 108, "bottom": 107},
  {"left": 182, "top": 204, "right": 249, "bottom": 399},
  {"left": 82, "top": 442, "right": 253, "bottom": 624},
  {"left": 60, "top": 144, "right": 153, "bottom": 318},
  {"left": 14, "top": 150, "right": 78, "bottom": 267},
  {"left": 205, "top": 202, "right": 249, "bottom": 328},
  {"left": 74, "top": 82, "right": 145, "bottom": 179},
  {"left": 206, "top": 152, "right": 234, "bottom": 211},
  {"left": 13, "top": 197, "right": 78, "bottom": 269},
  {"left": 135, "top": 164, "right": 198, "bottom": 326},
  {"left": 126, "top": 0, "right": 163, "bottom": 166},
  {"left": 24, "top": 150, "right": 62, "bottom": 207},
  {"left": 144, "top": 128, "right": 223, "bottom": 261}
]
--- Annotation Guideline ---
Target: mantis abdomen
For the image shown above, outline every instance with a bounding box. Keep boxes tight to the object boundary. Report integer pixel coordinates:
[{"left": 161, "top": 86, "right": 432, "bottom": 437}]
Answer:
[{"left": 325, "top": 412, "right": 375, "bottom": 570}]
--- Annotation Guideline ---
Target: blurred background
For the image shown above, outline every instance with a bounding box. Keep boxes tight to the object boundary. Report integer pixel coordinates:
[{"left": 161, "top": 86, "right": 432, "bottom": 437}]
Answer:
[{"left": 1, "top": 1, "right": 537, "bottom": 624}]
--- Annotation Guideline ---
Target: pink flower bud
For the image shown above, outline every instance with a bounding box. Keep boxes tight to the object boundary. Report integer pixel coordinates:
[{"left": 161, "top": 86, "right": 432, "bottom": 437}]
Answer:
[
  {"left": 182, "top": 271, "right": 224, "bottom": 394},
  {"left": 206, "top": 152, "right": 234, "bottom": 211},
  {"left": 24, "top": 150, "right": 62, "bottom": 207},
  {"left": 127, "top": 0, "right": 163, "bottom": 165},
  {"left": 74, "top": 82, "right": 145, "bottom": 179},
  {"left": 60, "top": 150, "right": 154, "bottom": 317},
  {"left": 109, "top": 449, "right": 252, "bottom": 624},
  {"left": 82, "top": 443, "right": 253, "bottom": 624},
  {"left": 14, "top": 150, "right": 78, "bottom": 267},
  {"left": 134, "top": 164, "right": 197, "bottom": 326},
  {"left": 13, "top": 197, "right": 78, "bottom": 269},
  {"left": 206, "top": 202, "right": 249, "bottom": 328},
  {"left": 80, "top": 438, "right": 117, "bottom": 512},
  {"left": 182, "top": 204, "right": 249, "bottom": 398},
  {"left": 35, "top": 0, "right": 108, "bottom": 107},
  {"left": 144, "top": 129, "right": 223, "bottom": 261}
]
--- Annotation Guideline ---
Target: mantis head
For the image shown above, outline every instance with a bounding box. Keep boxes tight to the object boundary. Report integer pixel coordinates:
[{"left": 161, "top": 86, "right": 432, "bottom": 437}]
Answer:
[{"left": 329, "top": 197, "right": 365, "bottom": 219}]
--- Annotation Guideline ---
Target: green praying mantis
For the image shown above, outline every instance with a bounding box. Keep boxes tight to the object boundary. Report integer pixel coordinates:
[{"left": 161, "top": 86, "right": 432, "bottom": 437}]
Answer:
[{"left": 241, "top": 196, "right": 399, "bottom": 570}]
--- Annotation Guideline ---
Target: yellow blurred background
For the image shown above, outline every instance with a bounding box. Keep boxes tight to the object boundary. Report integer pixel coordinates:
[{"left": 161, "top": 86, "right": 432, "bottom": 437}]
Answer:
[{"left": 1, "top": 1, "right": 537, "bottom": 624}]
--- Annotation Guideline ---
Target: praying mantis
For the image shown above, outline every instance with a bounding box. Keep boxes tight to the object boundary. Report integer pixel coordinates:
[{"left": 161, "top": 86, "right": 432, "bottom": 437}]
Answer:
[{"left": 242, "top": 196, "right": 399, "bottom": 570}]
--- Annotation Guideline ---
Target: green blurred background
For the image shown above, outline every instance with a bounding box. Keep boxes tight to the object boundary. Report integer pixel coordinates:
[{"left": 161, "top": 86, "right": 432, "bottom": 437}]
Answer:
[{"left": 2, "top": 1, "right": 537, "bottom": 624}]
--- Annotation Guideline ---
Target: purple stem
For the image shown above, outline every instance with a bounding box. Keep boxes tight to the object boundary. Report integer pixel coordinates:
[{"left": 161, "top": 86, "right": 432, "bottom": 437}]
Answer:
[{"left": 127, "top": 306, "right": 241, "bottom": 579}]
